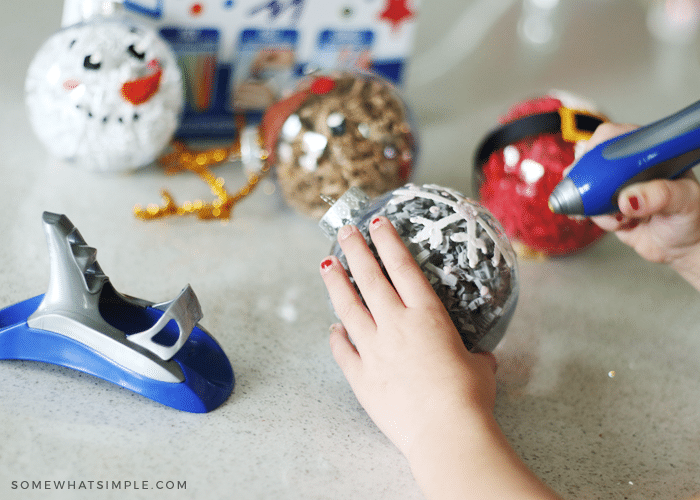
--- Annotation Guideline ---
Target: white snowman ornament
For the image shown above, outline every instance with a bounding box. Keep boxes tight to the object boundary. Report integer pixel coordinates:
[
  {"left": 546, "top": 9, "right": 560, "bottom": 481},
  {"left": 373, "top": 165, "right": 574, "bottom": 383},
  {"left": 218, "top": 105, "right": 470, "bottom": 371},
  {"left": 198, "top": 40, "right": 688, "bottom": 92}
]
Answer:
[{"left": 25, "top": 15, "right": 183, "bottom": 172}]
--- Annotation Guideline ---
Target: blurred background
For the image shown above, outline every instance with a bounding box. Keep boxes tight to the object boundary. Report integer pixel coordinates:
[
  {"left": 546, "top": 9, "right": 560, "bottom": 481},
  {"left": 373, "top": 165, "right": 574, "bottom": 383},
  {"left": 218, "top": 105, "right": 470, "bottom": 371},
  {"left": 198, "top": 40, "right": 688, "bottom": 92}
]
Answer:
[
  {"left": 4, "top": 0, "right": 700, "bottom": 190},
  {"left": 403, "top": 0, "right": 700, "bottom": 192}
]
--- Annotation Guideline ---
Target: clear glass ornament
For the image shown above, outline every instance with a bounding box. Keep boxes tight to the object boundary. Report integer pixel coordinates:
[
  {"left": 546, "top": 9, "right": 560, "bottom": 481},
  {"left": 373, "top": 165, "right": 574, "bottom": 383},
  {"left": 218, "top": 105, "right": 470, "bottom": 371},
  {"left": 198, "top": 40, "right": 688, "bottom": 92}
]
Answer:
[
  {"left": 25, "top": 2, "right": 183, "bottom": 172},
  {"left": 320, "top": 183, "right": 519, "bottom": 352},
  {"left": 265, "top": 70, "right": 418, "bottom": 219}
]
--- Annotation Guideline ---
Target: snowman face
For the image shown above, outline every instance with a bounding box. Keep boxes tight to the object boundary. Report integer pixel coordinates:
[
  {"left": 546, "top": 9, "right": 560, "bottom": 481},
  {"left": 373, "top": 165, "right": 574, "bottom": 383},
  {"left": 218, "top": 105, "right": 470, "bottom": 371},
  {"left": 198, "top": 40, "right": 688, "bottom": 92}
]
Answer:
[
  {"left": 25, "top": 19, "right": 183, "bottom": 172},
  {"left": 273, "top": 73, "right": 416, "bottom": 218}
]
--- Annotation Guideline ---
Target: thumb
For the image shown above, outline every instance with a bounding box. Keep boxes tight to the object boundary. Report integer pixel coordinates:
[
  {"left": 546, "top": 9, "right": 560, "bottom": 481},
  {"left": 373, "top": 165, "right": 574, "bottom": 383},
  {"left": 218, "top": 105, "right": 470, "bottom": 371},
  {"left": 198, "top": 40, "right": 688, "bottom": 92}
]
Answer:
[{"left": 618, "top": 171, "right": 700, "bottom": 218}]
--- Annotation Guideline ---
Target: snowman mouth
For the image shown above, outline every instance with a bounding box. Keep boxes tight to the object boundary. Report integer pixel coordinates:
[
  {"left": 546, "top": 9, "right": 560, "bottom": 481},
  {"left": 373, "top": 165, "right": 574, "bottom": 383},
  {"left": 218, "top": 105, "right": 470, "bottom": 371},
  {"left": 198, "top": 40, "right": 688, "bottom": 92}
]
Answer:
[{"left": 121, "top": 59, "right": 163, "bottom": 105}]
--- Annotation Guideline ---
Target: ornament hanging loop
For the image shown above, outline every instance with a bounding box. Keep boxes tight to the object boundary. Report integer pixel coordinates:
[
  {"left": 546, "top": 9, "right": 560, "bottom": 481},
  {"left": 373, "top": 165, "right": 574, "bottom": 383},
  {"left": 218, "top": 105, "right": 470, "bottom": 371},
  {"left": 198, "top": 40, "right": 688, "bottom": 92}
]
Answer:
[{"left": 319, "top": 194, "right": 337, "bottom": 207}]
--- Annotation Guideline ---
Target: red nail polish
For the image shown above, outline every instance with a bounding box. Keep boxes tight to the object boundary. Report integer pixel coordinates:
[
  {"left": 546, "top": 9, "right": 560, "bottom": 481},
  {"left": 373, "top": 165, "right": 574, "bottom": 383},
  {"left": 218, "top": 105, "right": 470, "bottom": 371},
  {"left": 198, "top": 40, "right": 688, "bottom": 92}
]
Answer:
[
  {"left": 320, "top": 258, "right": 333, "bottom": 270},
  {"left": 371, "top": 217, "right": 381, "bottom": 226},
  {"left": 620, "top": 219, "right": 639, "bottom": 231},
  {"left": 615, "top": 213, "right": 624, "bottom": 222},
  {"left": 629, "top": 196, "right": 640, "bottom": 211}
]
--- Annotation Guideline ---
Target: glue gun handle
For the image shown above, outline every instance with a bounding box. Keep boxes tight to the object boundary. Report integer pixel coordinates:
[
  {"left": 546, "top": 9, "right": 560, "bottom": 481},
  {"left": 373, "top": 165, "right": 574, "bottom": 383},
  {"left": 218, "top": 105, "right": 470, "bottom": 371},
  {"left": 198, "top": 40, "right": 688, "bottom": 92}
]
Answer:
[{"left": 603, "top": 98, "right": 700, "bottom": 160}]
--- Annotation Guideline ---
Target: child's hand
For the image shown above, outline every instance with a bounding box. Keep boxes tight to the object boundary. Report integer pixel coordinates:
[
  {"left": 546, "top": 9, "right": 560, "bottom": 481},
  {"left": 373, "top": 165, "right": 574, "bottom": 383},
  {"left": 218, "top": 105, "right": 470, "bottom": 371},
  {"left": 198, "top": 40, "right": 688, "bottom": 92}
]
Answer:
[
  {"left": 319, "top": 217, "right": 497, "bottom": 459},
  {"left": 320, "top": 217, "right": 562, "bottom": 500},
  {"left": 587, "top": 123, "right": 700, "bottom": 290}
]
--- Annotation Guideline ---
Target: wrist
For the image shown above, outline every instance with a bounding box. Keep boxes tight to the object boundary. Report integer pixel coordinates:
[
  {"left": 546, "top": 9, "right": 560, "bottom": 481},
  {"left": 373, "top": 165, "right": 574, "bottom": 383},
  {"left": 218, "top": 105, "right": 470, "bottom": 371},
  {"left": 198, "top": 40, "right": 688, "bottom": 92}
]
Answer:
[
  {"left": 407, "top": 407, "right": 561, "bottom": 500},
  {"left": 407, "top": 406, "right": 492, "bottom": 500},
  {"left": 407, "top": 404, "right": 493, "bottom": 461}
]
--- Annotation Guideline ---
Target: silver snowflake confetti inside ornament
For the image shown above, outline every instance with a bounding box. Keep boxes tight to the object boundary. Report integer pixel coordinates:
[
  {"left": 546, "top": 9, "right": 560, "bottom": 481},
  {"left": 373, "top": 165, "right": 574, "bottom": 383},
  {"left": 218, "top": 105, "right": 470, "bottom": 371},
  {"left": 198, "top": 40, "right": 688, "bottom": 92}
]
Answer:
[{"left": 321, "top": 183, "right": 519, "bottom": 352}]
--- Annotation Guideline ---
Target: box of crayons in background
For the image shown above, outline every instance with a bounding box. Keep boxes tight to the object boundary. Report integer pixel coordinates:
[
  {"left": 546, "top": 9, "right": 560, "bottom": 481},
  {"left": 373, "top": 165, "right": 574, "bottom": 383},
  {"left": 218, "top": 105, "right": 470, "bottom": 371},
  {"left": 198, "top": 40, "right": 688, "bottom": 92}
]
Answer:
[{"left": 61, "top": 0, "right": 421, "bottom": 139}]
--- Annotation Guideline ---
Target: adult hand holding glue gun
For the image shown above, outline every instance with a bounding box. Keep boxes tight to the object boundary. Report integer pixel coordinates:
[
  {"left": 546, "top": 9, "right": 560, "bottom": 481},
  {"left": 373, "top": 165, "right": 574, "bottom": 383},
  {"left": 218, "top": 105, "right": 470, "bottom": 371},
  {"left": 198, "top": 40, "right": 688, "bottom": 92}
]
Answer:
[
  {"left": 549, "top": 98, "right": 700, "bottom": 216},
  {"left": 549, "top": 102, "right": 700, "bottom": 291}
]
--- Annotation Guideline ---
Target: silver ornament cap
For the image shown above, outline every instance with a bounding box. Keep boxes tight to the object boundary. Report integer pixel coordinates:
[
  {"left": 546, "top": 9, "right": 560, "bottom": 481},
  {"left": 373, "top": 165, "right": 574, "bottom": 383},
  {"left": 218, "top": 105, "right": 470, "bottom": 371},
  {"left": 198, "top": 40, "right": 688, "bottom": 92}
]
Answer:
[
  {"left": 77, "top": 0, "right": 124, "bottom": 22},
  {"left": 319, "top": 187, "right": 371, "bottom": 240}
]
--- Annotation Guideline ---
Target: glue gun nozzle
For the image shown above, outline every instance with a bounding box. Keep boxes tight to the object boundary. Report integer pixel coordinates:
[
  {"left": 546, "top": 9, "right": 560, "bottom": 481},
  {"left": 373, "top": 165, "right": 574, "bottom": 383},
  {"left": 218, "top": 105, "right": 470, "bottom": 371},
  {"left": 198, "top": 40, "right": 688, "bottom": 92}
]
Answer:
[{"left": 548, "top": 177, "right": 585, "bottom": 216}]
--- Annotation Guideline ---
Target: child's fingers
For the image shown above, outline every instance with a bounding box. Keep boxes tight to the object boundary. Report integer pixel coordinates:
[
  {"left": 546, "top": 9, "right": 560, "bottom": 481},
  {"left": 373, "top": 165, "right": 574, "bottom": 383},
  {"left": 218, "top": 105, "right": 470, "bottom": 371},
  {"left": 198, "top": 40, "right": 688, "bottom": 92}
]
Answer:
[
  {"left": 368, "top": 216, "right": 442, "bottom": 309},
  {"left": 320, "top": 255, "right": 376, "bottom": 338},
  {"left": 329, "top": 323, "right": 362, "bottom": 383},
  {"left": 336, "top": 225, "right": 404, "bottom": 314},
  {"left": 618, "top": 173, "right": 700, "bottom": 219},
  {"left": 590, "top": 213, "right": 624, "bottom": 232},
  {"left": 591, "top": 212, "right": 639, "bottom": 232}
]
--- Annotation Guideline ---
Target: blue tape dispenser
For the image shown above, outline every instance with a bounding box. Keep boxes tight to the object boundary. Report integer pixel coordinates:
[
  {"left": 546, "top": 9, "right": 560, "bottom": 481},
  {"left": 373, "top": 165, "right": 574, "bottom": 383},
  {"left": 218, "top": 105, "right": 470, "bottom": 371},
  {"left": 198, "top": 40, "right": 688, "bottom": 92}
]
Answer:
[{"left": 0, "top": 212, "right": 234, "bottom": 413}]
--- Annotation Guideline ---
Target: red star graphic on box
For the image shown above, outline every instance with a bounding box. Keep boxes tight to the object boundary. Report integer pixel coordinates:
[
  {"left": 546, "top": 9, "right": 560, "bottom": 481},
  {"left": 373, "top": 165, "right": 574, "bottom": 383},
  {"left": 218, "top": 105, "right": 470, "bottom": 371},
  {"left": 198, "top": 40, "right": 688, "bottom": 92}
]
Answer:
[{"left": 379, "top": 0, "right": 415, "bottom": 31}]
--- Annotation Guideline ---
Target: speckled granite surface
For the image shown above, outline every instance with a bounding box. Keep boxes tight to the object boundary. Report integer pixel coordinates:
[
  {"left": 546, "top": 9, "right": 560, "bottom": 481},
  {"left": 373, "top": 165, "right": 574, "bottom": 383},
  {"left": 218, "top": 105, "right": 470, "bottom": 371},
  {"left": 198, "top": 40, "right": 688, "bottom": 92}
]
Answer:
[{"left": 1, "top": 1, "right": 700, "bottom": 499}]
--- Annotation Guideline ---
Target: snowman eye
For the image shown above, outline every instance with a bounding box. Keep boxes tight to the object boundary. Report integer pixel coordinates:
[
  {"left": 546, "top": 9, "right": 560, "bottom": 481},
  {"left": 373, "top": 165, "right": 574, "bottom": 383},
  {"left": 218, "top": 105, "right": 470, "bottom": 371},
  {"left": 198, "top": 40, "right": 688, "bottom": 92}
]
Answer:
[
  {"left": 128, "top": 44, "right": 146, "bottom": 60},
  {"left": 83, "top": 54, "right": 101, "bottom": 70}
]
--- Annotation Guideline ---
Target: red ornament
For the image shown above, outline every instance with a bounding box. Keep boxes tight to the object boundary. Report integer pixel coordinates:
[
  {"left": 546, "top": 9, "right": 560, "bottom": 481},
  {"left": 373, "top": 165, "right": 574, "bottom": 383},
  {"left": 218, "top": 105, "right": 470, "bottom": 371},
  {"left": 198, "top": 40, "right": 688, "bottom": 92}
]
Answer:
[
  {"left": 476, "top": 94, "right": 607, "bottom": 257},
  {"left": 379, "top": 0, "right": 414, "bottom": 31}
]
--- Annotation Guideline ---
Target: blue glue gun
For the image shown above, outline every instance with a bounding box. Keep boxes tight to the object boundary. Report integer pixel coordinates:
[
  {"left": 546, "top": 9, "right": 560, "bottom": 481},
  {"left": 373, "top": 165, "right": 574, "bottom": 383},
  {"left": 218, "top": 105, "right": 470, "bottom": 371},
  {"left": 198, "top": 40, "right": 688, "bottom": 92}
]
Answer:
[{"left": 549, "top": 99, "right": 700, "bottom": 216}]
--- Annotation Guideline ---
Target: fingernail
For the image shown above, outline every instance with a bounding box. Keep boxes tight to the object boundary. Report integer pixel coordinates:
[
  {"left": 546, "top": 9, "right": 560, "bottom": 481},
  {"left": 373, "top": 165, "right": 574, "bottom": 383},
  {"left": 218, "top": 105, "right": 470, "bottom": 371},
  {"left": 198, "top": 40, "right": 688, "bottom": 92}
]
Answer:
[
  {"left": 320, "top": 258, "right": 333, "bottom": 271},
  {"left": 628, "top": 195, "right": 640, "bottom": 211},
  {"left": 370, "top": 216, "right": 383, "bottom": 227},
  {"left": 620, "top": 219, "right": 639, "bottom": 231},
  {"left": 615, "top": 213, "right": 624, "bottom": 222},
  {"left": 337, "top": 225, "right": 354, "bottom": 241}
]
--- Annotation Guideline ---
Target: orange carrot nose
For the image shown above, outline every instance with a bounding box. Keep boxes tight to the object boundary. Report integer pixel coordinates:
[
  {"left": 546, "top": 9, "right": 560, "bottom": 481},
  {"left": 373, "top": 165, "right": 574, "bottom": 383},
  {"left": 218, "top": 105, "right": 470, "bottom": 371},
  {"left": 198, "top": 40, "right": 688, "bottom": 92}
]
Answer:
[{"left": 121, "top": 60, "right": 162, "bottom": 105}]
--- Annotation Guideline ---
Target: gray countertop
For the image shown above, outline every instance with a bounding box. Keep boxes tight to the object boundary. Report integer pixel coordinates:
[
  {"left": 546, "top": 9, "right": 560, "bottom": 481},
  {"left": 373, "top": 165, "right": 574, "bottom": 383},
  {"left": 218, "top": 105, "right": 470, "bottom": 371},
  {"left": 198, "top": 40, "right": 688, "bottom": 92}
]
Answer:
[{"left": 1, "top": 1, "right": 699, "bottom": 499}]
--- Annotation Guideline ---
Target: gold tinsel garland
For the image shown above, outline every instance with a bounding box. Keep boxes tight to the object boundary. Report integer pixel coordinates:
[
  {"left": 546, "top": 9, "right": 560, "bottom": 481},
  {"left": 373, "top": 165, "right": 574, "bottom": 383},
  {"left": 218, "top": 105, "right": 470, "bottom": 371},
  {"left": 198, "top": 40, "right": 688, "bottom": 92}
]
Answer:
[{"left": 134, "top": 121, "right": 269, "bottom": 221}]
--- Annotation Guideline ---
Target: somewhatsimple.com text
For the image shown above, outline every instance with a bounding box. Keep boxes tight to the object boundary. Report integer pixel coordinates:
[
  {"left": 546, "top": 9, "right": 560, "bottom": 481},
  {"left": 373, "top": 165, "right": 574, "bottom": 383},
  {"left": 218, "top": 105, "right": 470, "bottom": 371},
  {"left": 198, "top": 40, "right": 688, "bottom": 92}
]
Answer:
[{"left": 11, "top": 480, "right": 186, "bottom": 490}]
